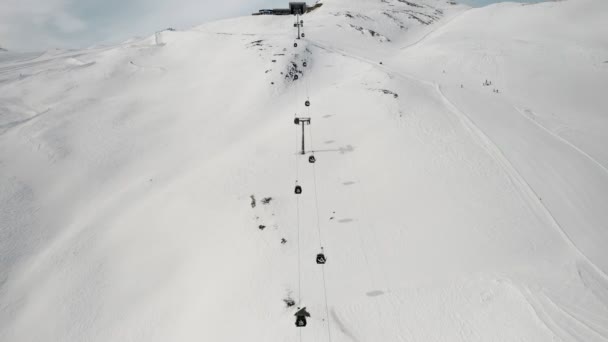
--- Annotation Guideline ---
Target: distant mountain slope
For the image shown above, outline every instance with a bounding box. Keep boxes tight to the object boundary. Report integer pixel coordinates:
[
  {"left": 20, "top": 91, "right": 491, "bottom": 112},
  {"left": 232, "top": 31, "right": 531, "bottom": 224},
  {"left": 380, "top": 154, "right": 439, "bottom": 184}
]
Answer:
[{"left": 1, "top": 0, "right": 607, "bottom": 341}]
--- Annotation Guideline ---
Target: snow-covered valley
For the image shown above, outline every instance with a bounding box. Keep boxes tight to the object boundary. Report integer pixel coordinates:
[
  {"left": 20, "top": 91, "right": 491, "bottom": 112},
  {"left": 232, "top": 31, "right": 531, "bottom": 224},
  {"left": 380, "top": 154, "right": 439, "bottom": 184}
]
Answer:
[{"left": 1, "top": 0, "right": 608, "bottom": 341}]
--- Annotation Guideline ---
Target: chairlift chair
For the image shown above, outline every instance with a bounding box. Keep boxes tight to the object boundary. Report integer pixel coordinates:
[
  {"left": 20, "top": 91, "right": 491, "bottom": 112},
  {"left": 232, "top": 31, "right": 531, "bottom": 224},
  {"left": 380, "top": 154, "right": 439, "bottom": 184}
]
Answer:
[
  {"left": 305, "top": 100, "right": 310, "bottom": 107},
  {"left": 295, "top": 317, "right": 307, "bottom": 327},
  {"left": 309, "top": 155, "right": 316, "bottom": 164},
  {"left": 295, "top": 185, "right": 302, "bottom": 194},
  {"left": 301, "top": 33, "right": 305, "bottom": 38},
  {"left": 294, "top": 307, "right": 310, "bottom": 327},
  {"left": 294, "top": 118, "right": 300, "bottom": 125},
  {"left": 316, "top": 253, "right": 326, "bottom": 264},
  {"left": 294, "top": 74, "right": 299, "bottom": 80},
  {"left": 303, "top": 61, "right": 307, "bottom": 67},
  {"left": 294, "top": 42, "right": 298, "bottom": 48}
]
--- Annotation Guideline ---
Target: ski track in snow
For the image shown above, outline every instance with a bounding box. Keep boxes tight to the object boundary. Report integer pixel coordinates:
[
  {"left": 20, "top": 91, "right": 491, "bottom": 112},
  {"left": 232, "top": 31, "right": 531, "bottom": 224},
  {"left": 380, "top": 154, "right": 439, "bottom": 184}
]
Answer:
[
  {"left": 309, "top": 29, "right": 608, "bottom": 340},
  {"left": 514, "top": 106, "right": 608, "bottom": 177},
  {"left": 434, "top": 85, "right": 608, "bottom": 284},
  {"left": 309, "top": 36, "right": 608, "bottom": 286}
]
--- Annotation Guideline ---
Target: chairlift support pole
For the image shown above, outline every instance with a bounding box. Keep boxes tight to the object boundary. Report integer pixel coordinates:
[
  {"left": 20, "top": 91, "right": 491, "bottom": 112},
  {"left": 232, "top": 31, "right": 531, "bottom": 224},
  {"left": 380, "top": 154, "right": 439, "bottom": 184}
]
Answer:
[
  {"left": 296, "top": 14, "right": 301, "bottom": 40},
  {"left": 294, "top": 117, "right": 311, "bottom": 155},
  {"left": 301, "top": 122, "right": 305, "bottom": 153}
]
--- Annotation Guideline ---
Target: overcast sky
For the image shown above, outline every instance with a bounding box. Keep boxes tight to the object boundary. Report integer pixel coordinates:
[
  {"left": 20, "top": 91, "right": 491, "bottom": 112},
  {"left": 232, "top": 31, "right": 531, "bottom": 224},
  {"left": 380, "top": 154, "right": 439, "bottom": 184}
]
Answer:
[{"left": 0, "top": 0, "right": 546, "bottom": 52}]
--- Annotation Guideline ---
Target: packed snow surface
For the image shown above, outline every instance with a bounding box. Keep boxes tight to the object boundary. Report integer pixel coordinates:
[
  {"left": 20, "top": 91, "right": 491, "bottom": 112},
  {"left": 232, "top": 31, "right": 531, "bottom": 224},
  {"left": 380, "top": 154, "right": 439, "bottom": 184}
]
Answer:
[{"left": 1, "top": 0, "right": 608, "bottom": 341}]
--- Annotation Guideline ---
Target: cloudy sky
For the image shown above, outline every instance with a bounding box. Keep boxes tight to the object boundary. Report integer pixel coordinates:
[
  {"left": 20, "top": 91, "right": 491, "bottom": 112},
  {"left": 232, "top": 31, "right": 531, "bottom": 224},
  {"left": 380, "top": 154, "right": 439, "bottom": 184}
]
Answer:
[{"left": 0, "top": 0, "right": 545, "bottom": 51}]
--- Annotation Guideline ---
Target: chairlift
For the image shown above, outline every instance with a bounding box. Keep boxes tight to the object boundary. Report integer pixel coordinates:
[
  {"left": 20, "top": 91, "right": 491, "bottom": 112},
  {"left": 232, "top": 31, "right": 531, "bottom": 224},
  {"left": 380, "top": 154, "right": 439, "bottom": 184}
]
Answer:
[
  {"left": 305, "top": 100, "right": 310, "bottom": 107},
  {"left": 295, "top": 185, "right": 302, "bottom": 194},
  {"left": 316, "top": 253, "right": 326, "bottom": 264},
  {"left": 309, "top": 155, "right": 316, "bottom": 164},
  {"left": 294, "top": 307, "right": 310, "bottom": 327},
  {"left": 295, "top": 317, "right": 307, "bottom": 327}
]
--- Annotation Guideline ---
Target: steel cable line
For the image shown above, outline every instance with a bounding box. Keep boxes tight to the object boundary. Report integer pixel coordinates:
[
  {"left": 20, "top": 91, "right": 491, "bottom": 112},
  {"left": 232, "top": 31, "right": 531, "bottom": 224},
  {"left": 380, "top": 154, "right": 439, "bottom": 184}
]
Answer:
[
  {"left": 291, "top": 23, "right": 333, "bottom": 342},
  {"left": 302, "top": 46, "right": 334, "bottom": 342},
  {"left": 292, "top": 41, "right": 307, "bottom": 341},
  {"left": 308, "top": 123, "right": 333, "bottom": 342},
  {"left": 294, "top": 114, "right": 303, "bottom": 342}
]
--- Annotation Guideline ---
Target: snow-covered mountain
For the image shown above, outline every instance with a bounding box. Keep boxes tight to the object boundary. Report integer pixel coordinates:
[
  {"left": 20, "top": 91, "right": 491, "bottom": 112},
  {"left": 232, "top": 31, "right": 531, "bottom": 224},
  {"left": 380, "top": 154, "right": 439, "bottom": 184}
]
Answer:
[{"left": 1, "top": 0, "right": 608, "bottom": 341}]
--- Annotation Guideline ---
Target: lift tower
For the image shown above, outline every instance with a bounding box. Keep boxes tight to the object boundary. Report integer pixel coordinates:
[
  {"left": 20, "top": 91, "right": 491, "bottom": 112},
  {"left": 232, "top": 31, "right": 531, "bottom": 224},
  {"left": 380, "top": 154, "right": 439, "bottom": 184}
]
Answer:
[
  {"left": 294, "top": 14, "right": 303, "bottom": 39},
  {"left": 290, "top": 2, "right": 306, "bottom": 40},
  {"left": 294, "top": 117, "right": 311, "bottom": 155}
]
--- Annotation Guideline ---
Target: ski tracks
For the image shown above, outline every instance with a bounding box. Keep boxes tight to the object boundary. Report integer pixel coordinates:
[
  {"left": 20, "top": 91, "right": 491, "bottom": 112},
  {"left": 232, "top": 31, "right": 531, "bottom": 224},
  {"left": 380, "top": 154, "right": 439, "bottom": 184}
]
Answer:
[
  {"left": 522, "top": 285, "right": 608, "bottom": 342},
  {"left": 309, "top": 34, "right": 608, "bottom": 341},
  {"left": 514, "top": 106, "right": 608, "bottom": 177},
  {"left": 309, "top": 37, "right": 608, "bottom": 286}
]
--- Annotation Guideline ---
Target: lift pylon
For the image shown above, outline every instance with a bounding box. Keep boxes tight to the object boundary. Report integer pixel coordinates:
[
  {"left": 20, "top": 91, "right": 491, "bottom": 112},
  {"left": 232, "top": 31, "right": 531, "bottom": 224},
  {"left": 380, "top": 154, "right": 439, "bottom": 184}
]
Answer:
[
  {"left": 294, "top": 117, "right": 311, "bottom": 155},
  {"left": 294, "top": 14, "right": 304, "bottom": 40}
]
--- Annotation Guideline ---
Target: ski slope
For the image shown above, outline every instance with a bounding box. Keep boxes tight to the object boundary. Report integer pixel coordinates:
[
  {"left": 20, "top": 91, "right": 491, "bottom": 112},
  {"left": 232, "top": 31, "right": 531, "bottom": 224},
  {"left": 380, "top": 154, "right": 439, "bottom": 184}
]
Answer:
[{"left": 1, "top": 0, "right": 608, "bottom": 341}]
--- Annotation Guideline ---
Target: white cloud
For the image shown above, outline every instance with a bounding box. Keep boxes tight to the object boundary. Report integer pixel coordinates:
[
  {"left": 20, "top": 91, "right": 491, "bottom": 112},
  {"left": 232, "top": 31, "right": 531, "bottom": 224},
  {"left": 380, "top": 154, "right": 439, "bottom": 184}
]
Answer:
[
  {"left": 0, "top": 0, "right": 548, "bottom": 51},
  {"left": 52, "top": 11, "right": 87, "bottom": 33},
  {"left": 0, "top": 0, "right": 88, "bottom": 50},
  {"left": 0, "top": 0, "right": 297, "bottom": 51}
]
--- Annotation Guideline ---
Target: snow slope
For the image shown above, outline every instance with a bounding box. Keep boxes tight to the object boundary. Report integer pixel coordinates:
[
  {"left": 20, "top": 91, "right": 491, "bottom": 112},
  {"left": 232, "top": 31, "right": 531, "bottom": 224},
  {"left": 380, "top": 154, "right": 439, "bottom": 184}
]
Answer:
[{"left": 1, "top": 0, "right": 607, "bottom": 341}]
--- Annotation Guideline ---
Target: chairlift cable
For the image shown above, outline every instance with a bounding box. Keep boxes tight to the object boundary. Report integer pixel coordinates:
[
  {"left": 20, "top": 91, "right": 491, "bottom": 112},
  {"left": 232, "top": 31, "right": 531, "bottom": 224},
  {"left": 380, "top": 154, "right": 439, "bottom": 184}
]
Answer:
[
  {"left": 294, "top": 114, "right": 303, "bottom": 308},
  {"left": 304, "top": 61, "right": 311, "bottom": 113},
  {"left": 294, "top": 158, "right": 303, "bottom": 320},
  {"left": 305, "top": 69, "right": 334, "bottom": 340},
  {"left": 290, "top": 24, "right": 333, "bottom": 342},
  {"left": 308, "top": 125, "right": 322, "bottom": 248},
  {"left": 309, "top": 125, "right": 334, "bottom": 342},
  {"left": 296, "top": 195, "right": 303, "bottom": 305},
  {"left": 301, "top": 37, "right": 334, "bottom": 342},
  {"left": 321, "top": 265, "right": 334, "bottom": 342},
  {"left": 294, "top": 115, "right": 300, "bottom": 181}
]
